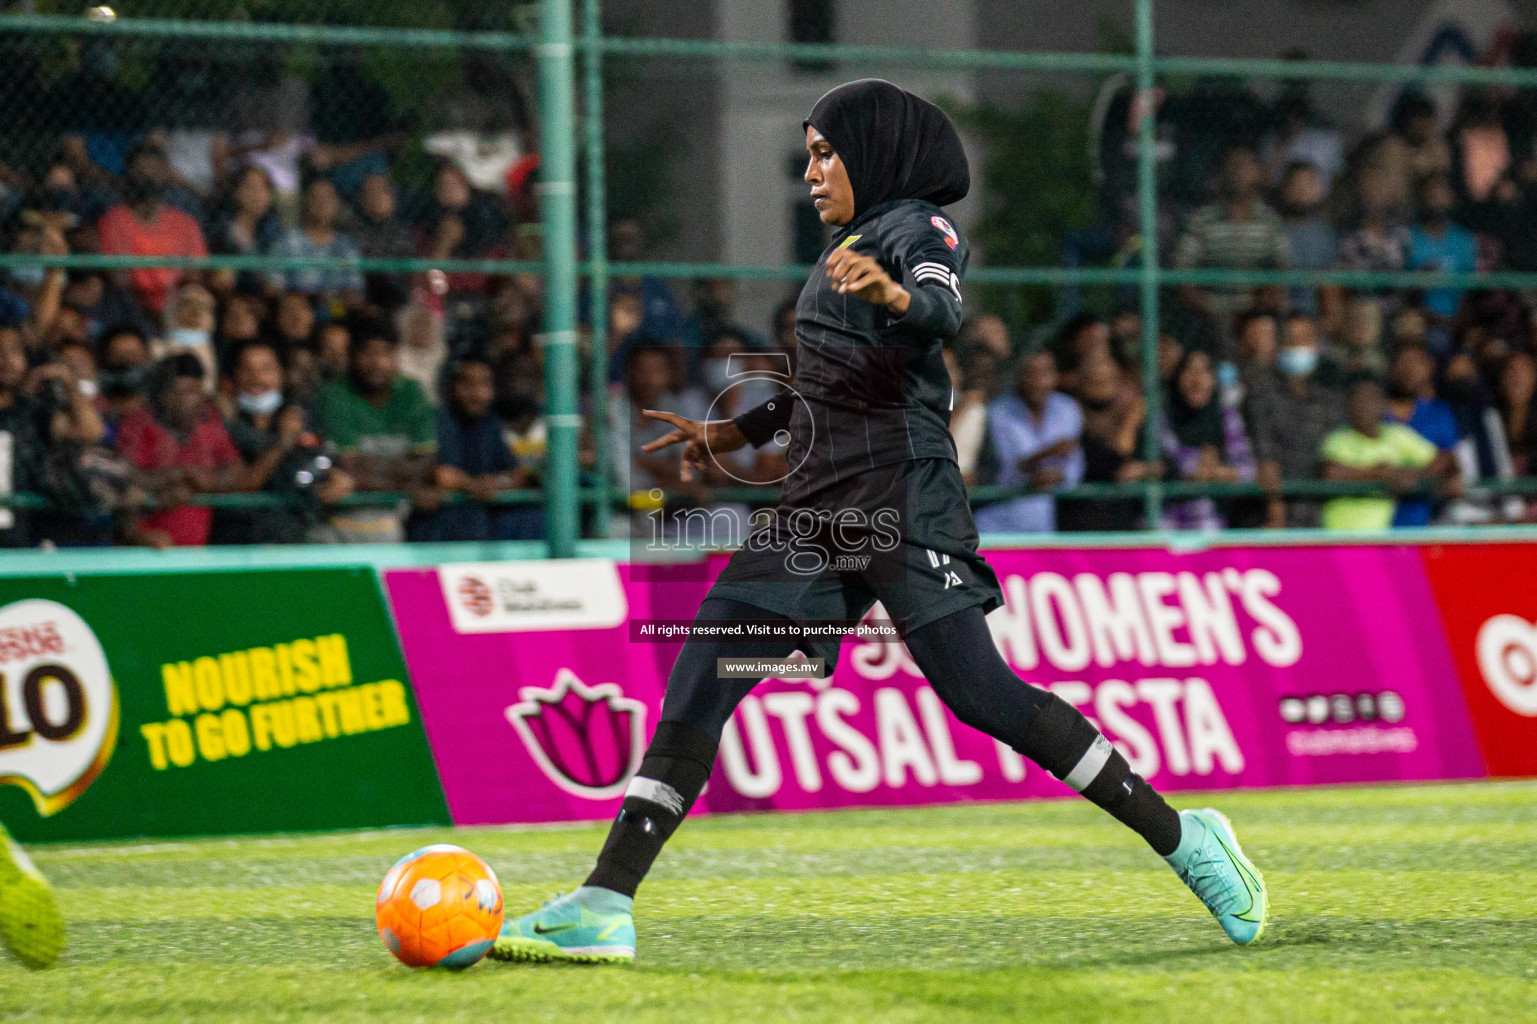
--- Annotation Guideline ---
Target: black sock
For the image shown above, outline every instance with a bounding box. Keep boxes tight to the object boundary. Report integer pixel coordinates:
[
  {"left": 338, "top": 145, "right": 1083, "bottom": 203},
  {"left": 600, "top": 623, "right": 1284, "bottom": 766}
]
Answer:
[
  {"left": 1015, "top": 694, "right": 1183, "bottom": 856},
  {"left": 585, "top": 720, "right": 718, "bottom": 897}
]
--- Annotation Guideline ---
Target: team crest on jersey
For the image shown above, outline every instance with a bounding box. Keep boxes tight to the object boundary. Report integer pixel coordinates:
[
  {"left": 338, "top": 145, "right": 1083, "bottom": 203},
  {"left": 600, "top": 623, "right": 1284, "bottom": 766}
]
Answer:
[{"left": 930, "top": 215, "right": 958, "bottom": 250}]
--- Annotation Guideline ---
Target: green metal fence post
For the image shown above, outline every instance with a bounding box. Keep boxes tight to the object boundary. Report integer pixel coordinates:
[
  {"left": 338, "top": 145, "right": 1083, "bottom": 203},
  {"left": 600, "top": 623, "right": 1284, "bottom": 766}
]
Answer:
[
  {"left": 1135, "top": 0, "right": 1163, "bottom": 529},
  {"left": 583, "top": 0, "right": 610, "bottom": 539},
  {"left": 539, "top": 0, "right": 580, "bottom": 557}
]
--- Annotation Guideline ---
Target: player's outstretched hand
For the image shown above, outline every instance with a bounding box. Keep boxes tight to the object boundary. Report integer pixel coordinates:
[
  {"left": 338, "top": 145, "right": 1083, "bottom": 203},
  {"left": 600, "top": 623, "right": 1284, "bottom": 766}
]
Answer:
[
  {"left": 640, "top": 410, "right": 747, "bottom": 483},
  {"left": 825, "top": 247, "right": 910, "bottom": 315}
]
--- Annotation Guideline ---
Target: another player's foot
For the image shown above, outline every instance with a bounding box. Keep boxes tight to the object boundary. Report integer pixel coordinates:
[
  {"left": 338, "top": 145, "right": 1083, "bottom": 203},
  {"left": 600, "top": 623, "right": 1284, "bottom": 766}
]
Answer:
[
  {"left": 489, "top": 886, "right": 635, "bottom": 964},
  {"left": 1164, "top": 807, "right": 1268, "bottom": 946},
  {"left": 0, "top": 824, "right": 64, "bottom": 969}
]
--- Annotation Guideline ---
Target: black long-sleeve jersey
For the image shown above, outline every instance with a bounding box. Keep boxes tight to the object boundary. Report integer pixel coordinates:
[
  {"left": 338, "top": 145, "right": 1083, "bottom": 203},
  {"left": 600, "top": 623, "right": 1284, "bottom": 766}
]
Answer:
[{"left": 734, "top": 198, "right": 967, "bottom": 505}]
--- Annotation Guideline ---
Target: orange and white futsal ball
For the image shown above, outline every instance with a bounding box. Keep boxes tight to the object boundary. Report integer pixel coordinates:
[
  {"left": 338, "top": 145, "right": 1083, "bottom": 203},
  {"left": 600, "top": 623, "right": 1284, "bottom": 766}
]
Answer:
[{"left": 375, "top": 844, "right": 504, "bottom": 968}]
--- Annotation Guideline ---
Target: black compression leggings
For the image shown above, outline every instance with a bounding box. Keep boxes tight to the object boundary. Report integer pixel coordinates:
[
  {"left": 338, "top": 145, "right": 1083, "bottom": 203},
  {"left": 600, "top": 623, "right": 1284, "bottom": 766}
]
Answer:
[
  {"left": 660, "top": 598, "right": 1052, "bottom": 747},
  {"left": 588, "top": 597, "right": 1179, "bottom": 894}
]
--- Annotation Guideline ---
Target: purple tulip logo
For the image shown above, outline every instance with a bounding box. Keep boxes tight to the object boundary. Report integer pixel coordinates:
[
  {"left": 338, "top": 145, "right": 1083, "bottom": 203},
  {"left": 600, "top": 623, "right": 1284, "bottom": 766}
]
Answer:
[{"left": 505, "top": 669, "right": 647, "bottom": 799}]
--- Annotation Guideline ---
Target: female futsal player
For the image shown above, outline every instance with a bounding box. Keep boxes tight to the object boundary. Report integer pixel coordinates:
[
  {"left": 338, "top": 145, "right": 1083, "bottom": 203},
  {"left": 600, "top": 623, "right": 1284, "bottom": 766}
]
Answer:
[{"left": 492, "top": 80, "right": 1267, "bottom": 964}]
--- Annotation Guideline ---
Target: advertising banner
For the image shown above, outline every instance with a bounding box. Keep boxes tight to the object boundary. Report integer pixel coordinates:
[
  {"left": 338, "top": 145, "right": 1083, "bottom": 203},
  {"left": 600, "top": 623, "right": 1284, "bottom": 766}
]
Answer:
[
  {"left": 1420, "top": 543, "right": 1537, "bottom": 776},
  {"left": 385, "top": 546, "right": 1486, "bottom": 827},
  {"left": 0, "top": 569, "right": 449, "bottom": 841}
]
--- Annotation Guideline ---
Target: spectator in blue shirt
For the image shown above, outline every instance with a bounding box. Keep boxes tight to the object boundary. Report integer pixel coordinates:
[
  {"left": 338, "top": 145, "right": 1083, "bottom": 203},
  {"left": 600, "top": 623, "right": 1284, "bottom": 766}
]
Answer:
[
  {"left": 974, "top": 350, "right": 1084, "bottom": 534},
  {"left": 1407, "top": 174, "right": 1477, "bottom": 345},
  {"left": 414, "top": 353, "right": 540, "bottom": 541},
  {"left": 1385, "top": 344, "right": 1461, "bottom": 526},
  {"left": 269, "top": 178, "right": 365, "bottom": 302},
  {"left": 610, "top": 218, "right": 683, "bottom": 342}
]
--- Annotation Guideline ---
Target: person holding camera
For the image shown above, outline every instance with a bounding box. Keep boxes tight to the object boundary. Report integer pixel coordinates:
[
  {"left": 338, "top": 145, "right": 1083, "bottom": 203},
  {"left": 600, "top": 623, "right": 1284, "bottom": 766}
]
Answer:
[
  {"left": 0, "top": 327, "right": 105, "bottom": 547},
  {"left": 216, "top": 338, "right": 355, "bottom": 544}
]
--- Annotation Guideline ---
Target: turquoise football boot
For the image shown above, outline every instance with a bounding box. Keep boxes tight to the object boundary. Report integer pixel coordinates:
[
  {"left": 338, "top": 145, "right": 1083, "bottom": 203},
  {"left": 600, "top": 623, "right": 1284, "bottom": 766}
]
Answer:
[
  {"left": 1165, "top": 808, "right": 1268, "bottom": 946},
  {"left": 0, "top": 823, "right": 64, "bottom": 969},
  {"left": 489, "top": 887, "right": 635, "bottom": 964}
]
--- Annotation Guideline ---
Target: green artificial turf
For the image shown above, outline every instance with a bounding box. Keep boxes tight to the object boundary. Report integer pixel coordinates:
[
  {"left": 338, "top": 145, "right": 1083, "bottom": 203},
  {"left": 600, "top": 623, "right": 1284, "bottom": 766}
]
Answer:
[{"left": 4, "top": 781, "right": 1536, "bottom": 1023}]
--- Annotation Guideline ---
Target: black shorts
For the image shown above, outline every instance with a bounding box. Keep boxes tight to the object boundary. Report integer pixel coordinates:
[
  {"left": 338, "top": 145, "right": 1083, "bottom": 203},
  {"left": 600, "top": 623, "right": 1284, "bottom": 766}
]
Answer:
[{"left": 705, "top": 458, "right": 1003, "bottom": 662}]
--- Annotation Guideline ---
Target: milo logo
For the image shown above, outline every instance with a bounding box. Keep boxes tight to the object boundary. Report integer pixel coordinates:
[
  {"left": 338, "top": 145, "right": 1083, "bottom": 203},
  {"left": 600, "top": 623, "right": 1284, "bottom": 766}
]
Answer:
[{"left": 0, "top": 599, "right": 117, "bottom": 815}]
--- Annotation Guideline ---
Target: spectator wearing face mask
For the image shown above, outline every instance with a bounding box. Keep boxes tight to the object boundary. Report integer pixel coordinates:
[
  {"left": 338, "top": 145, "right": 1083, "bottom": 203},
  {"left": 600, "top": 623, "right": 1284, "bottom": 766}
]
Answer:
[
  {"left": 96, "top": 325, "right": 152, "bottom": 445},
  {"left": 217, "top": 338, "right": 354, "bottom": 544},
  {"left": 97, "top": 143, "right": 209, "bottom": 316},
  {"left": 159, "top": 282, "right": 218, "bottom": 385},
  {"left": 1248, "top": 313, "right": 1345, "bottom": 528},
  {"left": 35, "top": 159, "right": 113, "bottom": 229},
  {"left": 116, "top": 354, "right": 260, "bottom": 547}
]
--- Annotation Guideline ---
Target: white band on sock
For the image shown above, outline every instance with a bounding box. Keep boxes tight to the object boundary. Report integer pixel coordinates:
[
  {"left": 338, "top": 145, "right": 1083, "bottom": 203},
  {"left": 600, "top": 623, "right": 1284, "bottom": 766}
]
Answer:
[
  {"left": 625, "top": 775, "right": 685, "bottom": 815},
  {"left": 1062, "top": 734, "right": 1114, "bottom": 792}
]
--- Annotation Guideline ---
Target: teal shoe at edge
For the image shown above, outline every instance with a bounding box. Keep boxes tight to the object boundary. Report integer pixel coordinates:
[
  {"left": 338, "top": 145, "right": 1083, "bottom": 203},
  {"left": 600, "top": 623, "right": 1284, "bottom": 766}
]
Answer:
[
  {"left": 1165, "top": 807, "right": 1268, "bottom": 946},
  {"left": 489, "top": 887, "right": 636, "bottom": 964}
]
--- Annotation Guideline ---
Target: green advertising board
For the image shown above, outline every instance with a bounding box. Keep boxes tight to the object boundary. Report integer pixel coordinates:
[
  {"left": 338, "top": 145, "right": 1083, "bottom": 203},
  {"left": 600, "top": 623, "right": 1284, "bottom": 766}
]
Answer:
[{"left": 0, "top": 568, "right": 450, "bottom": 841}]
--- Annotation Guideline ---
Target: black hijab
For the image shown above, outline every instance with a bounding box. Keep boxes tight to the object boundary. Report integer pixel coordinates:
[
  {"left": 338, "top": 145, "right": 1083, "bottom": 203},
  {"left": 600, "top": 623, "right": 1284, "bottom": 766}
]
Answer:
[
  {"left": 1166, "top": 350, "right": 1225, "bottom": 452},
  {"left": 805, "top": 79, "right": 970, "bottom": 217}
]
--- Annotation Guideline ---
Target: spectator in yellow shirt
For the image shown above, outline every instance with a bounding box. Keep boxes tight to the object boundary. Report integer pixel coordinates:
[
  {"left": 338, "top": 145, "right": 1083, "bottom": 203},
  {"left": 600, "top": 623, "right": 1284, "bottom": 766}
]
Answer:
[{"left": 1319, "top": 376, "right": 1443, "bottom": 530}]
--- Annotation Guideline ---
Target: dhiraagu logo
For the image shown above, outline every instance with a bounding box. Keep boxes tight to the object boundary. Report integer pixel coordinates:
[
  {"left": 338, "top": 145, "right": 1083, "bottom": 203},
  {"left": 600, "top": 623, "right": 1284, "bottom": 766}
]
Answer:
[{"left": 0, "top": 599, "right": 118, "bottom": 816}]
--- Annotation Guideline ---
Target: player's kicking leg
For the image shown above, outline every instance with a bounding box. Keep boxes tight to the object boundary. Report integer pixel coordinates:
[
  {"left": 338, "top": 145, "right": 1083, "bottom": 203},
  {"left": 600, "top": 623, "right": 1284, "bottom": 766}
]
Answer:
[
  {"left": 903, "top": 605, "right": 1267, "bottom": 945},
  {"left": 0, "top": 822, "right": 64, "bottom": 969},
  {"left": 492, "top": 600, "right": 1266, "bottom": 965},
  {"left": 491, "top": 598, "right": 793, "bottom": 965}
]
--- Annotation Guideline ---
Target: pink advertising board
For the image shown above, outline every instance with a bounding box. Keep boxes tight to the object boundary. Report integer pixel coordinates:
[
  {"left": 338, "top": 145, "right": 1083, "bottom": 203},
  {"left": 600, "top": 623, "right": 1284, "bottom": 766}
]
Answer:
[{"left": 382, "top": 545, "right": 1485, "bottom": 827}]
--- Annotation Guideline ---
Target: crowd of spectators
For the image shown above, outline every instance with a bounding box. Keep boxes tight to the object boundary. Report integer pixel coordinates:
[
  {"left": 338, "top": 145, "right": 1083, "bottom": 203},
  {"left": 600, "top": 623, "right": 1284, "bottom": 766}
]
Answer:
[
  {"left": 0, "top": 118, "right": 554, "bottom": 548},
  {"left": 956, "top": 78, "right": 1537, "bottom": 533},
  {"left": 11, "top": 55, "right": 1537, "bottom": 547}
]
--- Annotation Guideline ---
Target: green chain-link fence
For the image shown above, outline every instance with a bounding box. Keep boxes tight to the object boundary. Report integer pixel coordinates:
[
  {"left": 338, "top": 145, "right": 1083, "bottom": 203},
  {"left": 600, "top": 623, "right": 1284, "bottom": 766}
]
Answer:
[{"left": 8, "top": 1, "right": 1537, "bottom": 554}]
